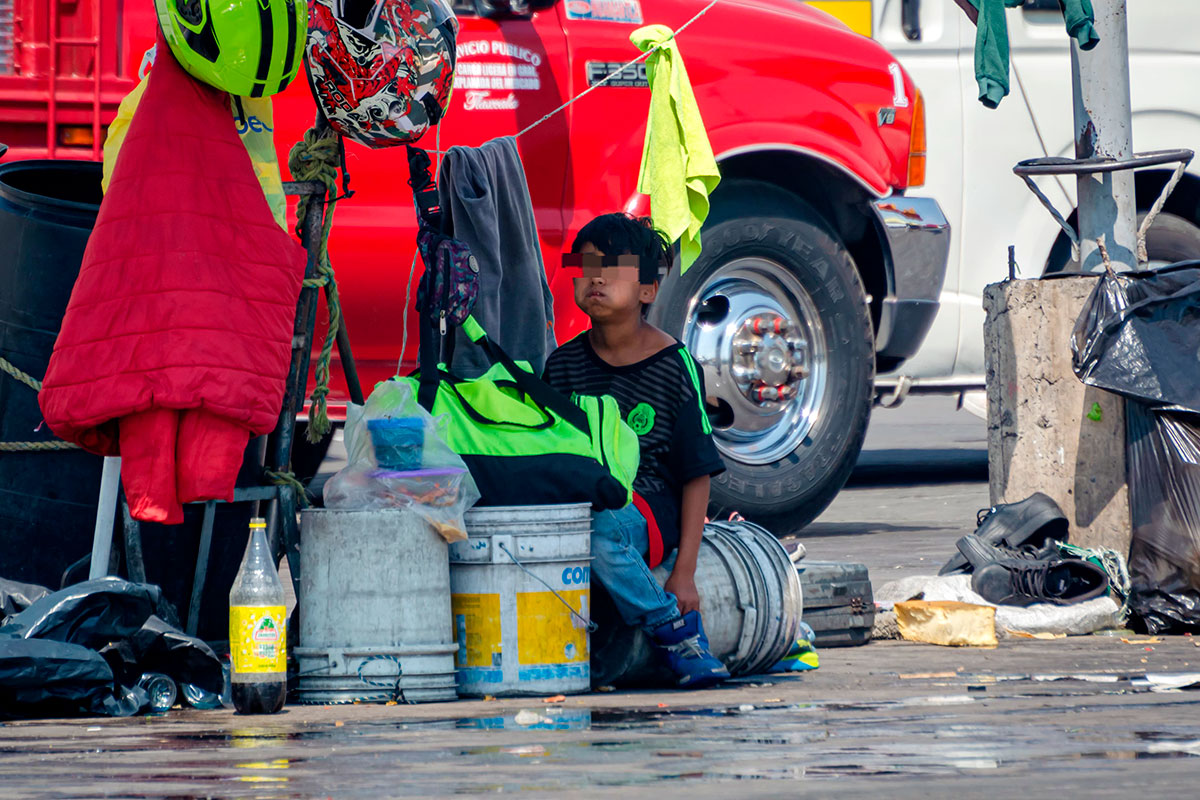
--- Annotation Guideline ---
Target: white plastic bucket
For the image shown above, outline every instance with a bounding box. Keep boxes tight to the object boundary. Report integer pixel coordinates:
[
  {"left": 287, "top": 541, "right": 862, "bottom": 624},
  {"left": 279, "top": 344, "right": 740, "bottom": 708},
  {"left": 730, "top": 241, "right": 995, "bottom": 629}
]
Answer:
[
  {"left": 449, "top": 503, "right": 592, "bottom": 697},
  {"left": 295, "top": 509, "right": 458, "bottom": 704}
]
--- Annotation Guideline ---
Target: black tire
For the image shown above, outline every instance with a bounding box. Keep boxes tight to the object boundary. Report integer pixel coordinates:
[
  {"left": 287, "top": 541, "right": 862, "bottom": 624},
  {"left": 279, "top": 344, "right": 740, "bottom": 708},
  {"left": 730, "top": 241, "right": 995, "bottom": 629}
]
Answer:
[
  {"left": 1046, "top": 211, "right": 1200, "bottom": 272},
  {"left": 1141, "top": 211, "right": 1200, "bottom": 264},
  {"left": 649, "top": 212, "right": 875, "bottom": 536}
]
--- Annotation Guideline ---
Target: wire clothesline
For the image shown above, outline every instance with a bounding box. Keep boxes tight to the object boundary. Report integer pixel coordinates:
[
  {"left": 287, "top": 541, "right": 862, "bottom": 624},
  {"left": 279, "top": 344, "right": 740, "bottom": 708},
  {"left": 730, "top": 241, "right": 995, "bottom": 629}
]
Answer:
[
  {"left": 514, "top": 0, "right": 721, "bottom": 139},
  {"left": 394, "top": 0, "right": 722, "bottom": 377}
]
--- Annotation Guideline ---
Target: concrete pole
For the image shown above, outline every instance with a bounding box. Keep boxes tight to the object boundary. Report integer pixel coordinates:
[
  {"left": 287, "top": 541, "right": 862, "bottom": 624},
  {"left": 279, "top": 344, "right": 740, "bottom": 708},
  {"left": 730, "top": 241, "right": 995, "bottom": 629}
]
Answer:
[{"left": 1071, "top": 0, "right": 1138, "bottom": 272}]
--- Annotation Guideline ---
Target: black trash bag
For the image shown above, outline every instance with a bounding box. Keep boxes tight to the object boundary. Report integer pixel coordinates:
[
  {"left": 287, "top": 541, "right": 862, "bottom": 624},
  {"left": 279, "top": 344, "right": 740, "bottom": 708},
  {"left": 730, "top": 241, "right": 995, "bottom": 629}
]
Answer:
[
  {"left": 98, "top": 639, "right": 143, "bottom": 689},
  {"left": 0, "top": 578, "right": 178, "bottom": 648},
  {"left": 1125, "top": 403, "right": 1200, "bottom": 634},
  {"left": 1072, "top": 261, "right": 1200, "bottom": 412},
  {"left": 0, "top": 578, "right": 51, "bottom": 622},
  {"left": 0, "top": 579, "right": 215, "bottom": 718},
  {"left": 130, "top": 615, "right": 224, "bottom": 696},
  {"left": 0, "top": 639, "right": 142, "bottom": 719}
]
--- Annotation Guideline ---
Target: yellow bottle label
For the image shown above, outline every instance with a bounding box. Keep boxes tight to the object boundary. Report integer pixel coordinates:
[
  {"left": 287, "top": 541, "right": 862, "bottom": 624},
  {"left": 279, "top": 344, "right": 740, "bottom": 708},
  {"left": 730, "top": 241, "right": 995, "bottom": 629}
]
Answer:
[{"left": 230, "top": 605, "right": 286, "bottom": 674}]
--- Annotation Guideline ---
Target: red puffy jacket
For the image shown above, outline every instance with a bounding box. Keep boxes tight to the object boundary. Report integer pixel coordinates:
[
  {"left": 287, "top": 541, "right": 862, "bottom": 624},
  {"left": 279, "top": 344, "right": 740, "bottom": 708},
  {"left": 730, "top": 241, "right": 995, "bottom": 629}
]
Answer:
[{"left": 39, "top": 29, "right": 305, "bottom": 524}]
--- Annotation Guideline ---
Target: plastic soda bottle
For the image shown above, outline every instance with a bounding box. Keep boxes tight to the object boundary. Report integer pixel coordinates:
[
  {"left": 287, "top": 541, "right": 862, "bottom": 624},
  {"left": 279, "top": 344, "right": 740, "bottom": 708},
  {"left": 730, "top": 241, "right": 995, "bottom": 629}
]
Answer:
[
  {"left": 229, "top": 517, "right": 287, "bottom": 714},
  {"left": 137, "top": 672, "right": 177, "bottom": 712}
]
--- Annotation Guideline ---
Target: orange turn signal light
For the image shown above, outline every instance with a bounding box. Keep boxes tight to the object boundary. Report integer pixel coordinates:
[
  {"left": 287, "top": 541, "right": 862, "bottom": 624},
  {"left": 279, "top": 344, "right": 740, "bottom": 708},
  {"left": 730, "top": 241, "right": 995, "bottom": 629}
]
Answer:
[{"left": 907, "top": 89, "right": 926, "bottom": 188}]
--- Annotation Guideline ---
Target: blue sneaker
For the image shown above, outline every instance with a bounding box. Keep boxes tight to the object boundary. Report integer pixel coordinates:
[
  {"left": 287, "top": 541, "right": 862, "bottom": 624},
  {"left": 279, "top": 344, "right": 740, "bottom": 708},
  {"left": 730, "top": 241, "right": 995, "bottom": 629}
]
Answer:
[{"left": 648, "top": 611, "right": 730, "bottom": 689}]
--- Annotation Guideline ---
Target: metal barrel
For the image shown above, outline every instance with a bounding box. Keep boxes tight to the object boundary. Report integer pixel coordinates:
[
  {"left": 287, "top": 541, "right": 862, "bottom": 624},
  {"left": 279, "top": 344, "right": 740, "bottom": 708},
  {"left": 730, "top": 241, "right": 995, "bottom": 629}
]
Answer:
[
  {"left": 295, "top": 509, "right": 458, "bottom": 704},
  {"left": 711, "top": 520, "right": 804, "bottom": 674},
  {"left": 450, "top": 503, "right": 593, "bottom": 697},
  {"left": 590, "top": 520, "right": 804, "bottom": 688}
]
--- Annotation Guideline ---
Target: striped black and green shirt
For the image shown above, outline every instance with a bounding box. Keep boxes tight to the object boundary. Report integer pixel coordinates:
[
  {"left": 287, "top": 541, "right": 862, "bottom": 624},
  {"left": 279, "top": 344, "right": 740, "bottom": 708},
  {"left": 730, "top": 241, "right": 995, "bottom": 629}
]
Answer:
[{"left": 542, "top": 333, "right": 725, "bottom": 566}]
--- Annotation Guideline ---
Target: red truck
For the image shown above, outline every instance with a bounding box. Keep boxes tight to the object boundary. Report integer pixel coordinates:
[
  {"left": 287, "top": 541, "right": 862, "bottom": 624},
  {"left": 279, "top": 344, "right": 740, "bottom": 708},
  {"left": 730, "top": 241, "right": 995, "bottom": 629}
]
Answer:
[{"left": 2, "top": 0, "right": 949, "bottom": 534}]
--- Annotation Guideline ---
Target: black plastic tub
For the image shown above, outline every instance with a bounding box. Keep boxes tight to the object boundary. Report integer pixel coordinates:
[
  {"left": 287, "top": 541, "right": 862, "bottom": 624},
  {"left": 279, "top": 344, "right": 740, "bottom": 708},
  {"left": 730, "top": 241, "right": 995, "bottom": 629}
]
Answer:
[{"left": 0, "top": 160, "right": 107, "bottom": 588}]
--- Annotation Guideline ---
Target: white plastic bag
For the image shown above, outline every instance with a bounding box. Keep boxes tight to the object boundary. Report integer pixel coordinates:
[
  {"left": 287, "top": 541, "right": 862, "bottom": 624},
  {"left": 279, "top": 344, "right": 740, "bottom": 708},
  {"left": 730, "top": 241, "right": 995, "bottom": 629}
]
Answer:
[
  {"left": 323, "top": 381, "right": 479, "bottom": 542},
  {"left": 876, "top": 574, "right": 1123, "bottom": 638}
]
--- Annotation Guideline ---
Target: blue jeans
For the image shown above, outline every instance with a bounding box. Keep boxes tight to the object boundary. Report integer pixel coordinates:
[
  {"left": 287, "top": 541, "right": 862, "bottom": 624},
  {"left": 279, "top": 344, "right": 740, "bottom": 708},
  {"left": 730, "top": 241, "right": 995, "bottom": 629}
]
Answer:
[{"left": 591, "top": 504, "right": 680, "bottom": 631}]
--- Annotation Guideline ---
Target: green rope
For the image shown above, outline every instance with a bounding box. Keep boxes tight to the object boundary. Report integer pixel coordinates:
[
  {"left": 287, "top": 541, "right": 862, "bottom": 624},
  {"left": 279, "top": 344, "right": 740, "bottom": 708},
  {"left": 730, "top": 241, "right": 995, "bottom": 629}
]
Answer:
[
  {"left": 288, "top": 127, "right": 344, "bottom": 444},
  {"left": 0, "top": 440, "right": 80, "bottom": 452},
  {"left": 0, "top": 355, "right": 80, "bottom": 451},
  {"left": 0, "top": 356, "right": 43, "bottom": 392},
  {"left": 265, "top": 469, "right": 312, "bottom": 508}
]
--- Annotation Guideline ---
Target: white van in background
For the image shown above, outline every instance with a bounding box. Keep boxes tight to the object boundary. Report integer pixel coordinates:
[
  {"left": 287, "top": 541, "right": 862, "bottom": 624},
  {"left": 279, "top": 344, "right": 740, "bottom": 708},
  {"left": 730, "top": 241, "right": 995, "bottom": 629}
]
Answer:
[{"left": 812, "top": 0, "right": 1200, "bottom": 408}]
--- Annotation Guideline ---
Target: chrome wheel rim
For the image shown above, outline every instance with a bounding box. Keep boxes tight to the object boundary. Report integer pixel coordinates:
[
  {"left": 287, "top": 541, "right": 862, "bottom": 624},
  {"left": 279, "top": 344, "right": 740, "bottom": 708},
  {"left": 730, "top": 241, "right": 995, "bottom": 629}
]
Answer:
[{"left": 683, "top": 257, "right": 828, "bottom": 466}]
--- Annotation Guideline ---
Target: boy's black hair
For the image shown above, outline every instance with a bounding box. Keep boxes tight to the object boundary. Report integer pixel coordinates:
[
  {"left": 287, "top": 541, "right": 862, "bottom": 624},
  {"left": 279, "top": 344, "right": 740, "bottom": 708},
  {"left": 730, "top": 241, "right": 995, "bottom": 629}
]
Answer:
[{"left": 571, "top": 213, "right": 672, "bottom": 286}]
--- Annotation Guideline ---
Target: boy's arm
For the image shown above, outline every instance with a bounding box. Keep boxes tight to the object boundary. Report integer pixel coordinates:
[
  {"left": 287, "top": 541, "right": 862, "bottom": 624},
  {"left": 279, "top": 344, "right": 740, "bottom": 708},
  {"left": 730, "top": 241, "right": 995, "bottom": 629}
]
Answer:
[{"left": 663, "top": 475, "right": 709, "bottom": 616}]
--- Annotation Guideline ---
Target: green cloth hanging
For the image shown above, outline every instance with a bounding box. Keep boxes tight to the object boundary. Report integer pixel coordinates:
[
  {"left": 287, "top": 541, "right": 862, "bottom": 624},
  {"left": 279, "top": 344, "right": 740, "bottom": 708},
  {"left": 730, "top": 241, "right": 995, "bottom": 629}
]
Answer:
[
  {"left": 630, "top": 24, "right": 720, "bottom": 273},
  {"left": 967, "top": 0, "right": 1099, "bottom": 109}
]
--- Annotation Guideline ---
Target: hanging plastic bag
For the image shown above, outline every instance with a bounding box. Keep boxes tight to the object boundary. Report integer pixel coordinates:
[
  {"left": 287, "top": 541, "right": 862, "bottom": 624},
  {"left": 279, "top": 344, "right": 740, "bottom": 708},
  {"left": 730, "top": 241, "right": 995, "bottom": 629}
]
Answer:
[
  {"left": 1070, "top": 261, "right": 1200, "bottom": 633},
  {"left": 1072, "top": 262, "right": 1200, "bottom": 411},
  {"left": 102, "top": 47, "right": 287, "bottom": 229},
  {"left": 323, "top": 380, "right": 480, "bottom": 542},
  {"left": 1125, "top": 403, "right": 1200, "bottom": 634}
]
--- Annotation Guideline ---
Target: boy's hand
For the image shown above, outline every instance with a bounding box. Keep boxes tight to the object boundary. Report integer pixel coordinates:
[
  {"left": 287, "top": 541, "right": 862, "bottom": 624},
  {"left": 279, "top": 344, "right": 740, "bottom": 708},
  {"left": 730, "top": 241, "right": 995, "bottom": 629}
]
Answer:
[{"left": 664, "top": 570, "right": 701, "bottom": 616}]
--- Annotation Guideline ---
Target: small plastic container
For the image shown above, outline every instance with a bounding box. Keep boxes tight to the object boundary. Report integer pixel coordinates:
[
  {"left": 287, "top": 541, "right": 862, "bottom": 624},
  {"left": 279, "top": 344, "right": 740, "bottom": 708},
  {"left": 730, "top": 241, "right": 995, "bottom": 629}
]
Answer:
[
  {"left": 367, "top": 417, "right": 425, "bottom": 470},
  {"left": 367, "top": 467, "right": 468, "bottom": 508}
]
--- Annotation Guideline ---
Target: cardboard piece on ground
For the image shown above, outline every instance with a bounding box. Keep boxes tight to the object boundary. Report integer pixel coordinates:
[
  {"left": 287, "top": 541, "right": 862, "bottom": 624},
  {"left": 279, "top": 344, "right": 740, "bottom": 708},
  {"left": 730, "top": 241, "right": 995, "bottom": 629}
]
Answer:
[{"left": 895, "top": 600, "right": 998, "bottom": 647}]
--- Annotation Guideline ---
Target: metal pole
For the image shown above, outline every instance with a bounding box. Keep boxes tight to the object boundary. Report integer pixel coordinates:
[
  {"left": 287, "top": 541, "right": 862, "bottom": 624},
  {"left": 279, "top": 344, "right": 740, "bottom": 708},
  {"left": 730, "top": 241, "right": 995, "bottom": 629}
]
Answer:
[
  {"left": 1071, "top": 0, "right": 1138, "bottom": 272},
  {"left": 87, "top": 456, "right": 121, "bottom": 579}
]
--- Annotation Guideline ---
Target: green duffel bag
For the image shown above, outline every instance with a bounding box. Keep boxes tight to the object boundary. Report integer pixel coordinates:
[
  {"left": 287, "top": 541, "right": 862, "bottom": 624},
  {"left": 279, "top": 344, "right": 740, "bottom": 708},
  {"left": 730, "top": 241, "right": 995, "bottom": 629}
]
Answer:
[{"left": 399, "top": 319, "right": 640, "bottom": 510}]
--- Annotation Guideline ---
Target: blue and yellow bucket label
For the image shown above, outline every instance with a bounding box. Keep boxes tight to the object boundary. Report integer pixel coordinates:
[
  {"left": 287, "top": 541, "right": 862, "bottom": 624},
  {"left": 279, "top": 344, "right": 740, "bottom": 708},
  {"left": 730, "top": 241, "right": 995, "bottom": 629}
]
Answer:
[
  {"left": 452, "top": 593, "right": 503, "bottom": 668},
  {"left": 516, "top": 590, "right": 589, "bottom": 665}
]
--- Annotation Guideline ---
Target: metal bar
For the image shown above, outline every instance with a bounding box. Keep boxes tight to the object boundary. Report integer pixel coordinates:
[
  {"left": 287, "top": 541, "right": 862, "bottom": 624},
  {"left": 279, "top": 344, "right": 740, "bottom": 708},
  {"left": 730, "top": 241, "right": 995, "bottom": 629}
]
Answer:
[
  {"left": 47, "top": 0, "right": 57, "bottom": 158},
  {"left": 88, "top": 455, "right": 121, "bottom": 579},
  {"left": 282, "top": 180, "right": 327, "bottom": 197},
  {"left": 951, "top": 0, "right": 978, "bottom": 25},
  {"left": 1071, "top": 0, "right": 1138, "bottom": 272},
  {"left": 186, "top": 500, "right": 217, "bottom": 636},
  {"left": 232, "top": 486, "right": 279, "bottom": 503},
  {"left": 267, "top": 119, "right": 333, "bottom": 584},
  {"left": 1014, "top": 148, "right": 1193, "bottom": 177},
  {"left": 91, "top": 0, "right": 100, "bottom": 161},
  {"left": 277, "top": 484, "right": 303, "bottom": 600},
  {"left": 120, "top": 493, "right": 146, "bottom": 584},
  {"left": 335, "top": 316, "right": 365, "bottom": 406},
  {"left": 271, "top": 187, "right": 325, "bottom": 476}
]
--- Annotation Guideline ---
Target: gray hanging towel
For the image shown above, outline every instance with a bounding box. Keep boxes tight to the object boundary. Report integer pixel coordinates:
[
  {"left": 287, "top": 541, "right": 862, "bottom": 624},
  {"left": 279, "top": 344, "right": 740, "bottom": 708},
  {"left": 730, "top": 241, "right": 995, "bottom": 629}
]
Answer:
[{"left": 437, "top": 136, "right": 557, "bottom": 378}]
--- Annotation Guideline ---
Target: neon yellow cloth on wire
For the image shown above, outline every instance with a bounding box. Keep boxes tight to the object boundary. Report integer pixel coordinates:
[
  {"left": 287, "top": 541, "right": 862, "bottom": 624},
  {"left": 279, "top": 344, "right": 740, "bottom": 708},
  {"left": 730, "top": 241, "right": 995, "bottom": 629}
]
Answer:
[
  {"left": 630, "top": 24, "right": 720, "bottom": 273},
  {"left": 102, "top": 78, "right": 288, "bottom": 230}
]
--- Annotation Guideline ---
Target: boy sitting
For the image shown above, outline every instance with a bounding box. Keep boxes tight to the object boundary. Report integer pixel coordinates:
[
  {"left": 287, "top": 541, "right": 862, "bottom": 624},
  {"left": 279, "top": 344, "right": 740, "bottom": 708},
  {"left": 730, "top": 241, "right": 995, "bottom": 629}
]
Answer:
[{"left": 543, "top": 213, "right": 729, "bottom": 689}]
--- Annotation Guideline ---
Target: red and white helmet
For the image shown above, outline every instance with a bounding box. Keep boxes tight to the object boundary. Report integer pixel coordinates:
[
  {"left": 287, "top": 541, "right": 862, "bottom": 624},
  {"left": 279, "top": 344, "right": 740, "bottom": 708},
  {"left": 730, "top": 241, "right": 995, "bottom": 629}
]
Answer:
[{"left": 305, "top": 0, "right": 458, "bottom": 148}]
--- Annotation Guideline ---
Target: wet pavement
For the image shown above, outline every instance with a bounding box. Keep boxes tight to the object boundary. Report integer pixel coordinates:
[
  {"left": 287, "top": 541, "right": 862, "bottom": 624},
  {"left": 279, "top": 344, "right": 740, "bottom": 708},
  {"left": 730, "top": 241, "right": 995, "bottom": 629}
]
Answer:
[
  {"left": 4, "top": 637, "right": 1200, "bottom": 798},
  {"left": 7, "top": 400, "right": 1181, "bottom": 797}
]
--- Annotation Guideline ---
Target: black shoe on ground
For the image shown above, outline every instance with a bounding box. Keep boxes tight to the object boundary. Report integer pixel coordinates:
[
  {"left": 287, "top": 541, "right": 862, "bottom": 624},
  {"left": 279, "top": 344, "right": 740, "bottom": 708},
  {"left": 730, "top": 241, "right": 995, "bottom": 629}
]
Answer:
[
  {"left": 939, "top": 492, "right": 1068, "bottom": 576},
  {"left": 955, "top": 534, "right": 1109, "bottom": 607}
]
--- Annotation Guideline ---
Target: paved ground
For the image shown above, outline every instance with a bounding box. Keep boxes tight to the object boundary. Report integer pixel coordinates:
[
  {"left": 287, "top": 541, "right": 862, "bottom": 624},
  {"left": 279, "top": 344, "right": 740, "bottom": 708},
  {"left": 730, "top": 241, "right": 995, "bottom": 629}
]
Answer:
[
  {"left": 4, "top": 637, "right": 1199, "bottom": 798},
  {"left": 802, "top": 395, "right": 990, "bottom": 590},
  {"left": 10, "top": 398, "right": 1196, "bottom": 797}
]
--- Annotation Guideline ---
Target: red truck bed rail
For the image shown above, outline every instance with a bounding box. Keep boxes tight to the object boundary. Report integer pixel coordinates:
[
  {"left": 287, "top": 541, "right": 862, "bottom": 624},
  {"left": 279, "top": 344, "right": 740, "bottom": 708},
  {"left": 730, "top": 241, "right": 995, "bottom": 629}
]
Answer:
[{"left": 0, "top": 0, "right": 133, "bottom": 161}]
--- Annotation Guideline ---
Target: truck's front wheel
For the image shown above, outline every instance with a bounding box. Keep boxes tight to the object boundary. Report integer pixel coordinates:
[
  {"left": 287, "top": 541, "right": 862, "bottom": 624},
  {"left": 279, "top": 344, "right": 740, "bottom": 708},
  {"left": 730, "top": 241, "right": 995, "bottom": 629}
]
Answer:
[{"left": 650, "top": 214, "right": 875, "bottom": 536}]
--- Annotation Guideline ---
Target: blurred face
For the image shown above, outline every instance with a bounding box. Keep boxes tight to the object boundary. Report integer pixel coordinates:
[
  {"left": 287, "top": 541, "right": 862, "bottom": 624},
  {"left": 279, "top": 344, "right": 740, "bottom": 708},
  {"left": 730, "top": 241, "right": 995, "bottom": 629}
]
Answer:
[{"left": 566, "top": 243, "right": 658, "bottom": 320}]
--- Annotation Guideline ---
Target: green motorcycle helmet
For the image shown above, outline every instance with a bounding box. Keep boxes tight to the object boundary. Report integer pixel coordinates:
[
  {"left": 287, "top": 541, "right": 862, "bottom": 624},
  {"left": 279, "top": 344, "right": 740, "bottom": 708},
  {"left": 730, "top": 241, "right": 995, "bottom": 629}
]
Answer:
[{"left": 155, "top": 0, "right": 308, "bottom": 98}]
